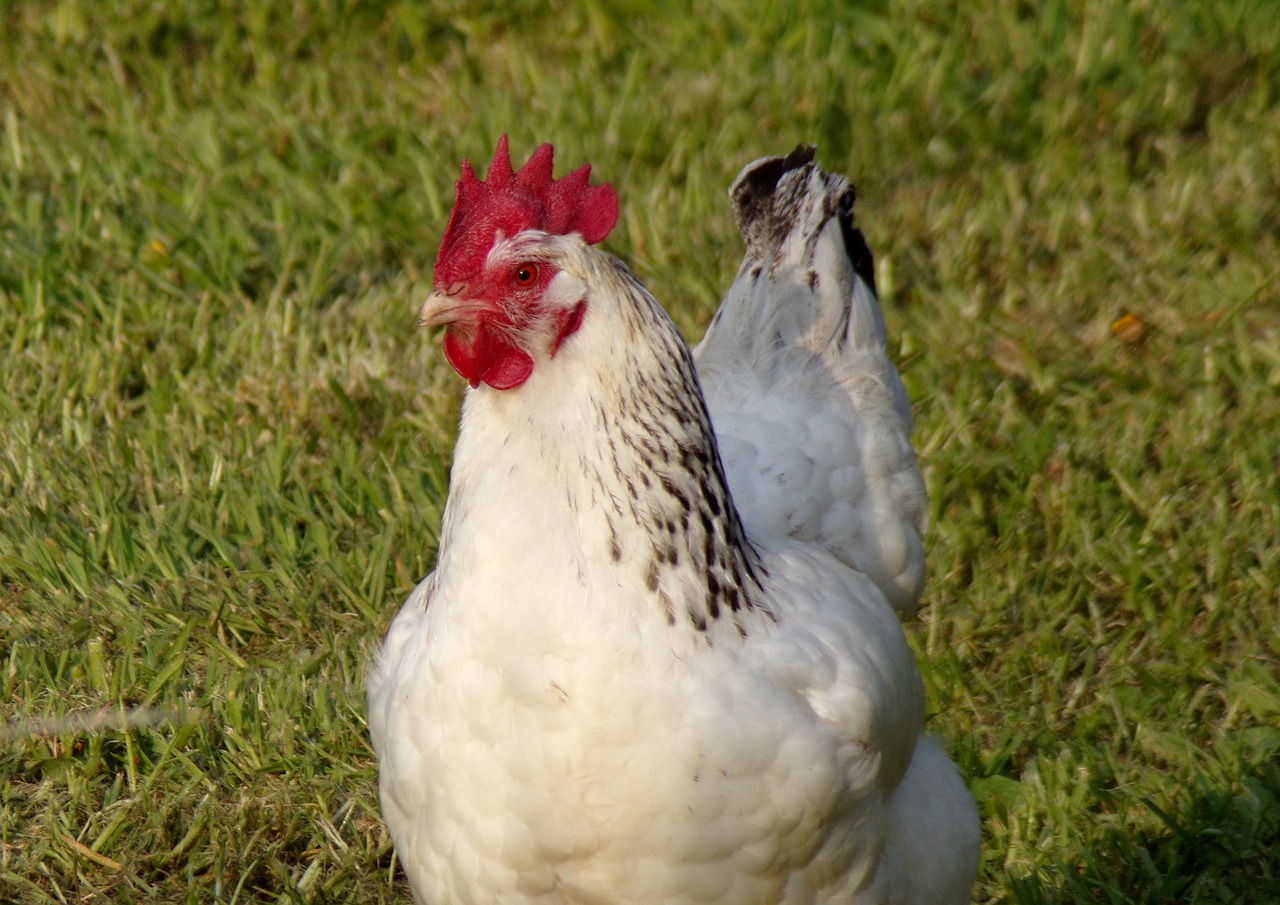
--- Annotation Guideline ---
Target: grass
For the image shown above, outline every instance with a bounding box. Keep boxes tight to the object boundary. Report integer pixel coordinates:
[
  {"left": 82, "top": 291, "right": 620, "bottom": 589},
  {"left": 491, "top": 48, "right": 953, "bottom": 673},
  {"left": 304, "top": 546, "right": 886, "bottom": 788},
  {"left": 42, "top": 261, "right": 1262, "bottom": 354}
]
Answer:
[{"left": 1, "top": 0, "right": 1277, "bottom": 901}]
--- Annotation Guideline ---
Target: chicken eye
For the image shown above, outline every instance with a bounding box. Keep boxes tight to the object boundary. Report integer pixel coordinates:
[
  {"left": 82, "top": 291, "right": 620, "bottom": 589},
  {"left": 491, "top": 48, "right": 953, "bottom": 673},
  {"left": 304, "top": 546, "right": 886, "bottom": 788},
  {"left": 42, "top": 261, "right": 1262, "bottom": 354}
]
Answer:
[{"left": 513, "top": 264, "right": 538, "bottom": 288}]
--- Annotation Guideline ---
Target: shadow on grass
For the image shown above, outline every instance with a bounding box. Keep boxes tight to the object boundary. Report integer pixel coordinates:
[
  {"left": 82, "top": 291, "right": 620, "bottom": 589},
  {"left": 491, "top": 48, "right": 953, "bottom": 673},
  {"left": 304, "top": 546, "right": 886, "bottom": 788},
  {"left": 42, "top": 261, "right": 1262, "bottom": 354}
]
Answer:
[{"left": 1010, "top": 749, "right": 1280, "bottom": 904}]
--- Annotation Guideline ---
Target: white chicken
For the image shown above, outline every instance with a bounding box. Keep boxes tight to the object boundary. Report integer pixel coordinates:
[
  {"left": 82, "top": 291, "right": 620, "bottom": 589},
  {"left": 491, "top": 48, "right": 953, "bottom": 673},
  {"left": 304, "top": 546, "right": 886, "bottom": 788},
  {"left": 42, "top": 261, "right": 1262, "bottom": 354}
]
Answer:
[{"left": 367, "top": 138, "right": 979, "bottom": 905}]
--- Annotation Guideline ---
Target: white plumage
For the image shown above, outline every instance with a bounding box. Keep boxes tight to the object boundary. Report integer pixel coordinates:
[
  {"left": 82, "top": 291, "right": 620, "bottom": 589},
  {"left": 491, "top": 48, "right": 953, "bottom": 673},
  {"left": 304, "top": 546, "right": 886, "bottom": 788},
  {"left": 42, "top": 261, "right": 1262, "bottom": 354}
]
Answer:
[
  {"left": 696, "top": 153, "right": 927, "bottom": 618},
  {"left": 367, "top": 142, "right": 979, "bottom": 905}
]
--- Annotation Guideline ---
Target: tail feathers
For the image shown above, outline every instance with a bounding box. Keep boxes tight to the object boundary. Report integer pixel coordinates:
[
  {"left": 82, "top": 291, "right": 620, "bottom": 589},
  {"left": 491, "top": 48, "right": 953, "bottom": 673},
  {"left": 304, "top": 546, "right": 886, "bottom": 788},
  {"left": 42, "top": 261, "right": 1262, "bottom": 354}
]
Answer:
[
  {"left": 701, "top": 145, "right": 911, "bottom": 426},
  {"left": 706, "top": 150, "right": 875, "bottom": 345},
  {"left": 696, "top": 147, "right": 927, "bottom": 618},
  {"left": 730, "top": 144, "right": 876, "bottom": 307}
]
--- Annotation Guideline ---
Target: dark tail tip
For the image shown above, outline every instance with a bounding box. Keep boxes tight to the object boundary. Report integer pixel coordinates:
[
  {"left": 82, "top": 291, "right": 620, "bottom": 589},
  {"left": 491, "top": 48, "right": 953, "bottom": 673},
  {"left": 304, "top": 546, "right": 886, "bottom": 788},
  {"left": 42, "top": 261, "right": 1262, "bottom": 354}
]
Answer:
[
  {"left": 729, "top": 144, "right": 816, "bottom": 214},
  {"left": 729, "top": 146, "right": 875, "bottom": 297},
  {"left": 836, "top": 191, "right": 877, "bottom": 297}
]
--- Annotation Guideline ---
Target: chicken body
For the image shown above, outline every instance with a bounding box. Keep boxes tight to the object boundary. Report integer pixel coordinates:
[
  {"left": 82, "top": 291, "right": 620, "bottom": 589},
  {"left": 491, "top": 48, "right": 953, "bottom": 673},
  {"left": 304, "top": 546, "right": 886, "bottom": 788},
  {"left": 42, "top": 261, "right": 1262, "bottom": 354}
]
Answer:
[{"left": 368, "top": 145, "right": 978, "bottom": 905}]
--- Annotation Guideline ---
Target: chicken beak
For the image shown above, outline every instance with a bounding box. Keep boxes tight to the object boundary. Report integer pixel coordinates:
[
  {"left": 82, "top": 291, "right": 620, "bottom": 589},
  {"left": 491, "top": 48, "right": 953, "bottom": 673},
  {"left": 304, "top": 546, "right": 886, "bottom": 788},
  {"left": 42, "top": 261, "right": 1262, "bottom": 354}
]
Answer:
[{"left": 418, "top": 289, "right": 483, "bottom": 328}]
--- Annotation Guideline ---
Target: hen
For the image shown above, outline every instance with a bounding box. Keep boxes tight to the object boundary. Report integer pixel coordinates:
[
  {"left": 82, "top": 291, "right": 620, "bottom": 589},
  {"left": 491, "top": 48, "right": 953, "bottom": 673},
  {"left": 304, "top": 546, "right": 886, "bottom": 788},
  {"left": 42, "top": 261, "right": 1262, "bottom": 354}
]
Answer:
[{"left": 367, "top": 138, "right": 979, "bottom": 905}]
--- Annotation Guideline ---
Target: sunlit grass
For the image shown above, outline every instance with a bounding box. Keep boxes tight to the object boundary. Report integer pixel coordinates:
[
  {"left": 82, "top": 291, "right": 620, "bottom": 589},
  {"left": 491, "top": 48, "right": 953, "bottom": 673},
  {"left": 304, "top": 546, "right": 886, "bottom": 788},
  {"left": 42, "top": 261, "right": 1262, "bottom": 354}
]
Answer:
[{"left": 2, "top": 1, "right": 1278, "bottom": 902}]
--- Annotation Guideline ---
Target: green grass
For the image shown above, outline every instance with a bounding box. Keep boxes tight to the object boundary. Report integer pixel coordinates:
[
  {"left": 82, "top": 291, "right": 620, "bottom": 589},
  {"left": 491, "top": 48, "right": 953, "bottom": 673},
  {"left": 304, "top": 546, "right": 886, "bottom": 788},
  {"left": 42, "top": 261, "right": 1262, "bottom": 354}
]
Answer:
[{"left": 2, "top": 0, "right": 1278, "bottom": 901}]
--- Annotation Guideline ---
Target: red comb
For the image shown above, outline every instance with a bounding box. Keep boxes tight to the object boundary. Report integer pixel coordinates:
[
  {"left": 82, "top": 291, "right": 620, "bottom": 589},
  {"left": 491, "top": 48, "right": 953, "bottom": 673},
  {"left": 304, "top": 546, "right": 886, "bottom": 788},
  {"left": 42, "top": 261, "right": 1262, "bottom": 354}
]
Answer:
[{"left": 434, "top": 136, "right": 619, "bottom": 286}]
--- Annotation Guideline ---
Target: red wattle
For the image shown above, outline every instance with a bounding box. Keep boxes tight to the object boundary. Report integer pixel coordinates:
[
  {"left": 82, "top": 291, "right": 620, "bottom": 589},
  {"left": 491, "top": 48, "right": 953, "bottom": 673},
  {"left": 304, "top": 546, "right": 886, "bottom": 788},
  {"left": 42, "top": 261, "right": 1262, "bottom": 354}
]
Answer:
[
  {"left": 443, "top": 324, "right": 533, "bottom": 390},
  {"left": 479, "top": 347, "right": 533, "bottom": 389}
]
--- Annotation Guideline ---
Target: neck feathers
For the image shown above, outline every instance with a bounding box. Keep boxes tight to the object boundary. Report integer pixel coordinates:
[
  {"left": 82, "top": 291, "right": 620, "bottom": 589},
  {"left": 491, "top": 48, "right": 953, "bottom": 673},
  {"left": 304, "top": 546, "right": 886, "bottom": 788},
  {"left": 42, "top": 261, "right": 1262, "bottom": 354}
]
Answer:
[
  {"left": 595, "top": 265, "right": 766, "bottom": 637},
  {"left": 444, "top": 249, "right": 767, "bottom": 641}
]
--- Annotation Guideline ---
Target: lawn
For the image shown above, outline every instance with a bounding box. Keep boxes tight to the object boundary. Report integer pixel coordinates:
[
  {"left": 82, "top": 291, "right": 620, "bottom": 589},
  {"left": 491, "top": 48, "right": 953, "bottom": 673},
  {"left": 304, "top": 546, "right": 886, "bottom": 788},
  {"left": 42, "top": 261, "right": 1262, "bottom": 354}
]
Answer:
[{"left": 2, "top": 0, "right": 1278, "bottom": 902}]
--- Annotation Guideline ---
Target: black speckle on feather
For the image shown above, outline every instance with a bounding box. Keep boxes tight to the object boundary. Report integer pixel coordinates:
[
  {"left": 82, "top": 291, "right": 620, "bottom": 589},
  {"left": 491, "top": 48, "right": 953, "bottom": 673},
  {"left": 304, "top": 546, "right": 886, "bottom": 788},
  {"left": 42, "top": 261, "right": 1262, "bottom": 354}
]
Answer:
[
  {"left": 660, "top": 475, "right": 692, "bottom": 515},
  {"left": 645, "top": 561, "right": 659, "bottom": 592}
]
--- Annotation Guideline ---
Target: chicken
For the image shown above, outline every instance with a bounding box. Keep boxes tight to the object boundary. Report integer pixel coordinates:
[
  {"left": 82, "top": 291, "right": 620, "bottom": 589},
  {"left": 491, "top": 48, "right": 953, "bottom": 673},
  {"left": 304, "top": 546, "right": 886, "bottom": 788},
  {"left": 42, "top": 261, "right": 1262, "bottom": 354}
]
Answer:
[{"left": 366, "top": 138, "right": 979, "bottom": 905}]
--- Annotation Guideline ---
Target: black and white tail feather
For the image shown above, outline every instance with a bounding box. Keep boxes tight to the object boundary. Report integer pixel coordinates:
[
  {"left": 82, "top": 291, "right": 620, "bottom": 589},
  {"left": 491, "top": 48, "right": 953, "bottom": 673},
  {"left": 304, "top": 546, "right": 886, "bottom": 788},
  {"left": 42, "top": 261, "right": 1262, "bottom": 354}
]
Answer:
[{"left": 695, "top": 146, "right": 928, "bottom": 618}]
